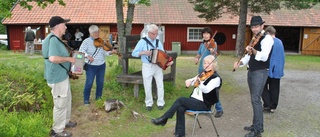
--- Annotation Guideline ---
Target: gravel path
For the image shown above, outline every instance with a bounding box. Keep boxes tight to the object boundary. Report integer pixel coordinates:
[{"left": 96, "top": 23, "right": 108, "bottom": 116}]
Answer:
[{"left": 153, "top": 69, "right": 320, "bottom": 137}]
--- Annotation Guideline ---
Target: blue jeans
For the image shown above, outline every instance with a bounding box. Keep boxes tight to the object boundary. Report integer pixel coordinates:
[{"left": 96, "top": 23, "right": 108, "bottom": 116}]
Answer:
[
  {"left": 215, "top": 100, "right": 223, "bottom": 112},
  {"left": 83, "top": 63, "right": 106, "bottom": 103},
  {"left": 247, "top": 69, "right": 269, "bottom": 133}
]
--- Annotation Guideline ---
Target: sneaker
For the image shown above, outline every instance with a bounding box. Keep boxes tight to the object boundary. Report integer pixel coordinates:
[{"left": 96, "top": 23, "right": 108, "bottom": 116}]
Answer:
[
  {"left": 65, "top": 121, "right": 77, "bottom": 128},
  {"left": 84, "top": 100, "right": 90, "bottom": 106}
]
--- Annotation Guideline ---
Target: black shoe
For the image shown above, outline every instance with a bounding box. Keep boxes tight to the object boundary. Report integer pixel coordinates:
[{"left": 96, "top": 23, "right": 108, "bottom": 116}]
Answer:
[
  {"left": 270, "top": 109, "right": 275, "bottom": 113},
  {"left": 214, "top": 111, "right": 223, "bottom": 118},
  {"left": 174, "top": 135, "right": 185, "bottom": 137},
  {"left": 49, "top": 129, "right": 56, "bottom": 137},
  {"left": 151, "top": 116, "right": 168, "bottom": 126},
  {"left": 263, "top": 108, "right": 275, "bottom": 113},
  {"left": 244, "top": 125, "right": 253, "bottom": 131},
  {"left": 244, "top": 131, "right": 261, "bottom": 137},
  {"left": 146, "top": 106, "right": 152, "bottom": 111},
  {"left": 244, "top": 125, "right": 264, "bottom": 133},
  {"left": 65, "top": 121, "right": 77, "bottom": 128},
  {"left": 50, "top": 130, "right": 72, "bottom": 137},
  {"left": 157, "top": 106, "right": 164, "bottom": 110}
]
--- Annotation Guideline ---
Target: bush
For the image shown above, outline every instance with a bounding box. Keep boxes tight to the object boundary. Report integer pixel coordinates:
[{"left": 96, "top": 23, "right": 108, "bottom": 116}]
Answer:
[
  {"left": 0, "top": 44, "right": 8, "bottom": 50},
  {"left": 0, "top": 62, "right": 52, "bottom": 111},
  {"left": 0, "top": 109, "right": 51, "bottom": 137},
  {"left": 0, "top": 51, "right": 53, "bottom": 136}
]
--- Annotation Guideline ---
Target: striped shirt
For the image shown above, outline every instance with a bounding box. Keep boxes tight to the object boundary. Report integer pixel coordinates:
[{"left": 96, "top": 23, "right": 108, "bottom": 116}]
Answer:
[{"left": 79, "top": 36, "right": 112, "bottom": 65}]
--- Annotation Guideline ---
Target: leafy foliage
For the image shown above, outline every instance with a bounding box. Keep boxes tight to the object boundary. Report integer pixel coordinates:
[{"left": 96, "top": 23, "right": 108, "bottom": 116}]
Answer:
[
  {"left": 0, "top": 57, "right": 52, "bottom": 112},
  {"left": 1, "top": 0, "right": 65, "bottom": 19},
  {"left": 0, "top": 109, "right": 51, "bottom": 137},
  {"left": 189, "top": 0, "right": 320, "bottom": 57},
  {"left": 190, "top": 0, "right": 319, "bottom": 22}
]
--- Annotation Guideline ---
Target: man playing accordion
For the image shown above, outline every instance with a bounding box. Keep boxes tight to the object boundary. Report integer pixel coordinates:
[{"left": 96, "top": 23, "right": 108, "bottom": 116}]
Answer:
[{"left": 131, "top": 24, "right": 173, "bottom": 111}]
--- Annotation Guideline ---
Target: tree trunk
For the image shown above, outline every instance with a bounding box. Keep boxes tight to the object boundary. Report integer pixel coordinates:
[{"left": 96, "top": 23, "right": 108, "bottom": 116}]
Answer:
[
  {"left": 235, "top": 0, "right": 248, "bottom": 57},
  {"left": 125, "top": 3, "right": 135, "bottom": 35},
  {"left": 116, "top": 0, "right": 125, "bottom": 67}
]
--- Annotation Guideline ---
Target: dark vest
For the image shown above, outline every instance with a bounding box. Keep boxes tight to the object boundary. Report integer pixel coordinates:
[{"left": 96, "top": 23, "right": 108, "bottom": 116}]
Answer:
[
  {"left": 191, "top": 72, "right": 222, "bottom": 107},
  {"left": 248, "top": 34, "right": 271, "bottom": 71}
]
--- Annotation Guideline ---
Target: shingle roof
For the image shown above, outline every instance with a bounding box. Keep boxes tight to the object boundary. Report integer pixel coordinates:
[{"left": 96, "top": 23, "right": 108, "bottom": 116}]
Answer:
[
  {"left": 2, "top": 0, "right": 117, "bottom": 25},
  {"left": 2, "top": 0, "right": 320, "bottom": 27}
]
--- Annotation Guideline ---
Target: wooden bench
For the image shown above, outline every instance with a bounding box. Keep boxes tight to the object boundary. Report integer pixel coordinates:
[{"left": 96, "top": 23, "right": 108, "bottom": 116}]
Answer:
[{"left": 116, "top": 35, "right": 177, "bottom": 98}]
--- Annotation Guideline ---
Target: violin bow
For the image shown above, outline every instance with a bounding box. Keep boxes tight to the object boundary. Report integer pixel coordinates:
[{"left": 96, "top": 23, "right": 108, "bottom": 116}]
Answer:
[
  {"left": 187, "top": 54, "right": 220, "bottom": 88},
  {"left": 197, "top": 30, "right": 218, "bottom": 65},
  {"left": 232, "top": 32, "right": 263, "bottom": 72}
]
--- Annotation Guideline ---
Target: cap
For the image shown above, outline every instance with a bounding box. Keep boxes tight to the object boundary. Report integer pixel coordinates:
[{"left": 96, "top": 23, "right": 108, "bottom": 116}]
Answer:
[
  {"left": 250, "top": 16, "right": 265, "bottom": 26},
  {"left": 49, "top": 16, "right": 70, "bottom": 28}
]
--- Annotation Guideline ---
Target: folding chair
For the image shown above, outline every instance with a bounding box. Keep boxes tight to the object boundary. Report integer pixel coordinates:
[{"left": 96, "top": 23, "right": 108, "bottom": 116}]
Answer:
[{"left": 185, "top": 105, "right": 219, "bottom": 137}]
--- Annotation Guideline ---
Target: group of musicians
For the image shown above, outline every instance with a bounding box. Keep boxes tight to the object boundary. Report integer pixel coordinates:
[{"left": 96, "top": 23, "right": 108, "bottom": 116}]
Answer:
[{"left": 43, "top": 15, "right": 275, "bottom": 137}]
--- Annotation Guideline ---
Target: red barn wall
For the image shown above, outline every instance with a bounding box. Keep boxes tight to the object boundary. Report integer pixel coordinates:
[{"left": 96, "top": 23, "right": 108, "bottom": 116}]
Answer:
[
  {"left": 7, "top": 25, "right": 46, "bottom": 50},
  {"left": 129, "top": 24, "right": 238, "bottom": 51}
]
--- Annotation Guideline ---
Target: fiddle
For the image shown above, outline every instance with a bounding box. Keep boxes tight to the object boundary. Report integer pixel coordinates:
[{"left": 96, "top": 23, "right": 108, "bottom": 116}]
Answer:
[
  {"left": 194, "top": 70, "right": 214, "bottom": 87},
  {"left": 204, "top": 30, "right": 217, "bottom": 51},
  {"left": 188, "top": 55, "right": 219, "bottom": 88},
  {"left": 232, "top": 32, "right": 264, "bottom": 72},
  {"left": 94, "top": 37, "right": 114, "bottom": 51},
  {"left": 204, "top": 38, "right": 219, "bottom": 56}
]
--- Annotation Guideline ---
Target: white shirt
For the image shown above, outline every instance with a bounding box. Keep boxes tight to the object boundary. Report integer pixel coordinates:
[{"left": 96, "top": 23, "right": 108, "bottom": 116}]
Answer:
[
  {"left": 75, "top": 31, "right": 84, "bottom": 41},
  {"left": 240, "top": 30, "right": 274, "bottom": 67}
]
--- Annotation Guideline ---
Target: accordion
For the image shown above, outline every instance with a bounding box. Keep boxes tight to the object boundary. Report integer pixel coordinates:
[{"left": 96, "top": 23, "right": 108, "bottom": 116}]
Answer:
[{"left": 149, "top": 49, "right": 173, "bottom": 70}]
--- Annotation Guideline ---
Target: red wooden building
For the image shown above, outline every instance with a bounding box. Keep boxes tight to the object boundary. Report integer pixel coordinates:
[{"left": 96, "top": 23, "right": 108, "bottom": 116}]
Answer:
[{"left": 2, "top": 0, "right": 320, "bottom": 55}]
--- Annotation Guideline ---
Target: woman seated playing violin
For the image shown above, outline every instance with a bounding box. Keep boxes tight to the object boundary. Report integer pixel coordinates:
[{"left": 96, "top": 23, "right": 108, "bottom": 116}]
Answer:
[{"left": 151, "top": 55, "right": 222, "bottom": 137}]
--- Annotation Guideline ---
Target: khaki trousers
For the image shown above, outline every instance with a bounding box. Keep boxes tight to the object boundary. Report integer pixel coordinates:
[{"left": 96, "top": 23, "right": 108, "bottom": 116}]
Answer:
[{"left": 47, "top": 77, "right": 72, "bottom": 133}]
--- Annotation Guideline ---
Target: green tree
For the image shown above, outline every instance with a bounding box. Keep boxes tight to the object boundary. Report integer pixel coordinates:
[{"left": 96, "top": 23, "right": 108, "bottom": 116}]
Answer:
[
  {"left": 0, "top": 0, "right": 65, "bottom": 34},
  {"left": 116, "top": 0, "right": 150, "bottom": 68},
  {"left": 189, "top": 0, "right": 319, "bottom": 57}
]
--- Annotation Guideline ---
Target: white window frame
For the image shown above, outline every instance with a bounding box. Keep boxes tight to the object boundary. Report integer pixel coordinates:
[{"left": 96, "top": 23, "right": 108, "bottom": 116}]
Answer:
[{"left": 187, "top": 27, "right": 203, "bottom": 42}]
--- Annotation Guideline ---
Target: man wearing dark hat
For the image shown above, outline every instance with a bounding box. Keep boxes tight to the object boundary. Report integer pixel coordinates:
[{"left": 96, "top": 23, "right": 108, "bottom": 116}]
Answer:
[
  {"left": 233, "top": 15, "right": 274, "bottom": 137},
  {"left": 42, "top": 16, "right": 77, "bottom": 137}
]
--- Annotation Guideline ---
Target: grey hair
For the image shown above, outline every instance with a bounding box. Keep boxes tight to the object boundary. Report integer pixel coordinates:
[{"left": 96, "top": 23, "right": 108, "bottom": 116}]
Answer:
[
  {"left": 147, "top": 24, "right": 158, "bottom": 32},
  {"left": 265, "top": 26, "right": 276, "bottom": 35},
  {"left": 89, "top": 25, "right": 99, "bottom": 34},
  {"left": 203, "top": 55, "right": 218, "bottom": 71},
  {"left": 27, "top": 26, "right": 31, "bottom": 30}
]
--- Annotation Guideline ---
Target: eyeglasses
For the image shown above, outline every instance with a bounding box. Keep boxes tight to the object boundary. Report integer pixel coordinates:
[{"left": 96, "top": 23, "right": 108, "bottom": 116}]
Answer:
[{"left": 149, "top": 32, "right": 158, "bottom": 36}]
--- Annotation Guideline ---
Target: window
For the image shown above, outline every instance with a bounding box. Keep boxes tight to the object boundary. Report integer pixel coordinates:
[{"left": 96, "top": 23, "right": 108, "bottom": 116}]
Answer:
[{"left": 187, "top": 27, "right": 203, "bottom": 42}]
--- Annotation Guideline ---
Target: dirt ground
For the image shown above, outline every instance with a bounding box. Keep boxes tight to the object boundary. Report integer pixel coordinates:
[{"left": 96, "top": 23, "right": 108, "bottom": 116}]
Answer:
[
  {"left": 152, "top": 69, "right": 320, "bottom": 137},
  {"left": 65, "top": 55, "right": 320, "bottom": 137}
]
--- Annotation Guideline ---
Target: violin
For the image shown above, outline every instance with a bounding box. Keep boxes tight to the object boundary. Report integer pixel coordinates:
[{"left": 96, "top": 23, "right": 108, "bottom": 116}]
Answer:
[
  {"left": 203, "top": 30, "right": 219, "bottom": 57},
  {"left": 94, "top": 37, "right": 113, "bottom": 51},
  {"left": 232, "top": 32, "right": 264, "bottom": 72},
  {"left": 194, "top": 70, "right": 214, "bottom": 87}
]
